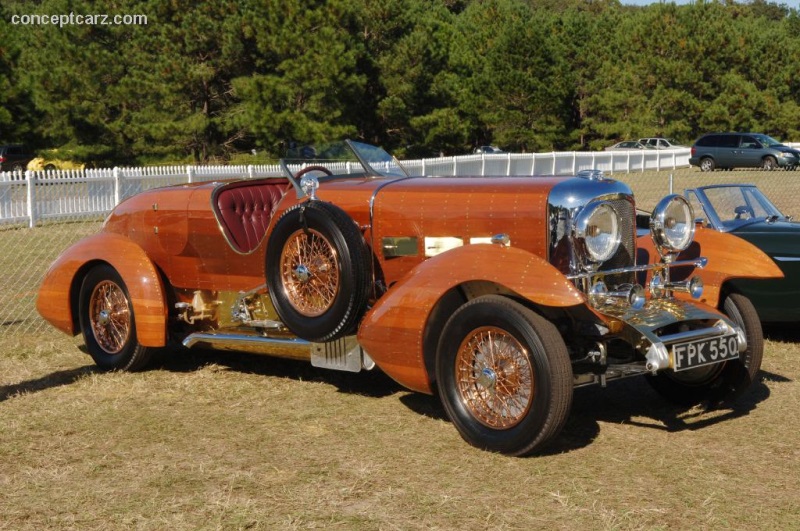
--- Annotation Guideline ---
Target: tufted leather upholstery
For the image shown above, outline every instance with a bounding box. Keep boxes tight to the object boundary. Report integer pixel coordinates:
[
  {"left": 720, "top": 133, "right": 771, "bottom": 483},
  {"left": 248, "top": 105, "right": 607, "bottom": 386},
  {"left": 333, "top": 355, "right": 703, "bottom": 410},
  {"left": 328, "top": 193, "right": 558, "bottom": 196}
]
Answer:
[{"left": 215, "top": 179, "right": 289, "bottom": 253}]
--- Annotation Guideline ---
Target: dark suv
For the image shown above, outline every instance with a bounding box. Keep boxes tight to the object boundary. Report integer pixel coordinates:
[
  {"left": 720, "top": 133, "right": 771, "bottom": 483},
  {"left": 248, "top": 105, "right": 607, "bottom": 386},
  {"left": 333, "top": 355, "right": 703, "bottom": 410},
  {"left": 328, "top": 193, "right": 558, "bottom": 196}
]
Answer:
[
  {"left": 689, "top": 133, "right": 800, "bottom": 171},
  {"left": 0, "top": 144, "right": 35, "bottom": 172}
]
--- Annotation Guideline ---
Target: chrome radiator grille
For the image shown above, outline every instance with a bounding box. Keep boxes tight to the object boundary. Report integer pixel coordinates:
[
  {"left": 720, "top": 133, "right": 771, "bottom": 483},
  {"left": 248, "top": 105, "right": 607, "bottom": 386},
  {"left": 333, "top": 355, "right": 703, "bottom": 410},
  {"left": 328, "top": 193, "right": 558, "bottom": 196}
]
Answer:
[{"left": 599, "top": 197, "right": 636, "bottom": 286}]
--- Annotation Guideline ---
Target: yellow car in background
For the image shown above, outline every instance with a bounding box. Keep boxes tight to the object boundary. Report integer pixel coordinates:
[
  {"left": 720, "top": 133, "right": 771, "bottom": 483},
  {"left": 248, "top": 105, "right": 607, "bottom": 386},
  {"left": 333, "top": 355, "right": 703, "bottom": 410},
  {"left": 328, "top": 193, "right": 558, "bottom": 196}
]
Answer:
[{"left": 27, "top": 150, "right": 86, "bottom": 172}]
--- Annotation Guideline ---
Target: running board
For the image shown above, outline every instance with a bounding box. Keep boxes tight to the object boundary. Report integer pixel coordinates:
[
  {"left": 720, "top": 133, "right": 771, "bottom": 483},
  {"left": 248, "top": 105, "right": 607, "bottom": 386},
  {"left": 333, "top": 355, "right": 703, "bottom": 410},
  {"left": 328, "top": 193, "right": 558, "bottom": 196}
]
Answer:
[{"left": 181, "top": 332, "right": 375, "bottom": 372}]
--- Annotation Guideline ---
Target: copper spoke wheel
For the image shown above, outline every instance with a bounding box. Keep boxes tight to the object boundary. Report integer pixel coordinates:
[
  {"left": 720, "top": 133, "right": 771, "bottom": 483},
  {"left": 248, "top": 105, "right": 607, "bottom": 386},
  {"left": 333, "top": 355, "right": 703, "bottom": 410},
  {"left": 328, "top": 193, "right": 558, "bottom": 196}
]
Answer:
[
  {"left": 455, "top": 326, "right": 534, "bottom": 429},
  {"left": 79, "top": 264, "right": 153, "bottom": 371},
  {"left": 279, "top": 228, "right": 340, "bottom": 317},
  {"left": 266, "top": 201, "right": 371, "bottom": 342},
  {"left": 88, "top": 280, "right": 131, "bottom": 354},
  {"left": 436, "top": 295, "right": 572, "bottom": 456}
]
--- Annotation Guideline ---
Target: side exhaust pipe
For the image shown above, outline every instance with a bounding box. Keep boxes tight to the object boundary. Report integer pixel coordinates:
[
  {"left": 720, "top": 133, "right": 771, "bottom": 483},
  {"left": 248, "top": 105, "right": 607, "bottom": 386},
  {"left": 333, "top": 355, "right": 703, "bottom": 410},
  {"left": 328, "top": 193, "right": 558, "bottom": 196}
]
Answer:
[{"left": 182, "top": 332, "right": 312, "bottom": 361}]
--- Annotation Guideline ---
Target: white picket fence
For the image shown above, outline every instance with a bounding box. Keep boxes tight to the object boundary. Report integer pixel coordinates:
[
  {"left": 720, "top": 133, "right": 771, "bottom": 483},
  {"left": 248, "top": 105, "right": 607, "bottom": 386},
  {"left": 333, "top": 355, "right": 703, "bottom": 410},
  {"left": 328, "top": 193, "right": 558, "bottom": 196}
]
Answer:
[{"left": 0, "top": 149, "right": 691, "bottom": 227}]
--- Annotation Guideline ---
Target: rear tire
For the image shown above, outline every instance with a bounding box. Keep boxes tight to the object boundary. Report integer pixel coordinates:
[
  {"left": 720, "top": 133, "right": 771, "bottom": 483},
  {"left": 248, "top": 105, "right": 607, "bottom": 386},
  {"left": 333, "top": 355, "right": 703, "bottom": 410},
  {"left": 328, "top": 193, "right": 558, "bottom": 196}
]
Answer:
[
  {"left": 78, "top": 264, "right": 153, "bottom": 371},
  {"left": 436, "top": 295, "right": 573, "bottom": 456},
  {"left": 647, "top": 293, "right": 762, "bottom": 407},
  {"left": 699, "top": 157, "right": 715, "bottom": 172}
]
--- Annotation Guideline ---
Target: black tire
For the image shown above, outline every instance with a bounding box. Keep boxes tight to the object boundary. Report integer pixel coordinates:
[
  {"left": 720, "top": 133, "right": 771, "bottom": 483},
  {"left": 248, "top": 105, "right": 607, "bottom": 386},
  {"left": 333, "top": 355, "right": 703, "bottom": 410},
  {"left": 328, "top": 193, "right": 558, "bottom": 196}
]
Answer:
[
  {"left": 699, "top": 157, "right": 715, "bottom": 172},
  {"left": 78, "top": 264, "right": 153, "bottom": 371},
  {"left": 266, "top": 200, "right": 371, "bottom": 342},
  {"left": 436, "top": 295, "right": 573, "bottom": 456},
  {"left": 647, "top": 293, "right": 762, "bottom": 407},
  {"left": 44, "top": 163, "right": 57, "bottom": 171},
  {"left": 761, "top": 156, "right": 777, "bottom": 171}
]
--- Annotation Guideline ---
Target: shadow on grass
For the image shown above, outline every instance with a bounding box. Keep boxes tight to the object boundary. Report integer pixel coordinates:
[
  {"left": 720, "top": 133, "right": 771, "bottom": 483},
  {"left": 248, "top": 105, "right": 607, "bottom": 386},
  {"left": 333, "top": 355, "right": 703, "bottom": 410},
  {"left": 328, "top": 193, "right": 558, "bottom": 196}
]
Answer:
[
  {"left": 0, "top": 365, "right": 95, "bottom": 402},
  {"left": 542, "top": 370, "right": 780, "bottom": 456},
  {"left": 151, "top": 346, "right": 406, "bottom": 399},
  {"left": 13, "top": 344, "right": 784, "bottom": 457},
  {"left": 404, "top": 368, "right": 783, "bottom": 457}
]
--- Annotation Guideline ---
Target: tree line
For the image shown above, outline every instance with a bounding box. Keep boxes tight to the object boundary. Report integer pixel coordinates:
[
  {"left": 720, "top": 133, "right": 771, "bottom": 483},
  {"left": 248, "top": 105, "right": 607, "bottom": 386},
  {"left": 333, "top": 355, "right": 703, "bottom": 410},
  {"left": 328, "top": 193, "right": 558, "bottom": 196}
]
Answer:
[{"left": 1, "top": 0, "right": 798, "bottom": 165}]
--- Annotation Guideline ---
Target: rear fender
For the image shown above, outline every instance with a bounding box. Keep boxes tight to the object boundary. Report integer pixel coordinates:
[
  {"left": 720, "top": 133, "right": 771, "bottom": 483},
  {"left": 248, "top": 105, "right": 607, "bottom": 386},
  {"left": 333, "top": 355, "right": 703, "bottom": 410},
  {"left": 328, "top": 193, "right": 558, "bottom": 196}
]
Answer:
[
  {"left": 37, "top": 232, "right": 168, "bottom": 346},
  {"left": 636, "top": 225, "right": 783, "bottom": 308},
  {"left": 357, "top": 244, "right": 585, "bottom": 394}
]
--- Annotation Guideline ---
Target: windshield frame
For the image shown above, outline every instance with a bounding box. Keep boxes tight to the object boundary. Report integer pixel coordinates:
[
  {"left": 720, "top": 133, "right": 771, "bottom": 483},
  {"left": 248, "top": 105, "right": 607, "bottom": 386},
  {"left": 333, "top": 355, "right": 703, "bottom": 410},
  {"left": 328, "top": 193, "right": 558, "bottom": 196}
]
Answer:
[
  {"left": 279, "top": 139, "right": 408, "bottom": 198},
  {"left": 685, "top": 184, "right": 786, "bottom": 231}
]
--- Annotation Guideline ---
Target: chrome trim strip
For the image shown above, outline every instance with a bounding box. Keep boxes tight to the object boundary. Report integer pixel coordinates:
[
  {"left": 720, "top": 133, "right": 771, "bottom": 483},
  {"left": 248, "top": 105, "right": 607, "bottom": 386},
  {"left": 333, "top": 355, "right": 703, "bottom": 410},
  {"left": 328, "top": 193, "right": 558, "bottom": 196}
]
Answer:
[
  {"left": 657, "top": 321, "right": 728, "bottom": 345},
  {"left": 773, "top": 256, "right": 800, "bottom": 262},
  {"left": 566, "top": 257, "right": 707, "bottom": 280}
]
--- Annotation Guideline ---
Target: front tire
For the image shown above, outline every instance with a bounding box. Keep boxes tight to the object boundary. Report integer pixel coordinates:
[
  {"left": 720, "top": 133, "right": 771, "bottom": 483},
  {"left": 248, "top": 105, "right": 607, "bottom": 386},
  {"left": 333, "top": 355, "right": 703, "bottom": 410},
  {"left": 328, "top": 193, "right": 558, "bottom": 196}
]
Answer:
[
  {"left": 647, "top": 293, "right": 762, "bottom": 407},
  {"left": 436, "top": 295, "right": 573, "bottom": 456},
  {"left": 78, "top": 264, "right": 153, "bottom": 371},
  {"left": 762, "top": 156, "right": 777, "bottom": 171}
]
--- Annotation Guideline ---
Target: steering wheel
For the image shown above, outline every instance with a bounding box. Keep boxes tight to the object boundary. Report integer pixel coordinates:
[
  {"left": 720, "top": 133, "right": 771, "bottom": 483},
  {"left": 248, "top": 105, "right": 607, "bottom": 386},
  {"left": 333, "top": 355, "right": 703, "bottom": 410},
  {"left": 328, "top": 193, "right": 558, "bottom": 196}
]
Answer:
[
  {"left": 294, "top": 165, "right": 333, "bottom": 180},
  {"left": 734, "top": 205, "right": 755, "bottom": 220}
]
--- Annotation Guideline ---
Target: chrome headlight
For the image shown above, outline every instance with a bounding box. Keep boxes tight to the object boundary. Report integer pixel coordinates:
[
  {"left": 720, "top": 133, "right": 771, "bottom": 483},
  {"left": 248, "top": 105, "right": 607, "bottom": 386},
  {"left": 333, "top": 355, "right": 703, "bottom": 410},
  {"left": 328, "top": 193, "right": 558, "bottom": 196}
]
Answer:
[
  {"left": 574, "top": 201, "right": 622, "bottom": 266},
  {"left": 650, "top": 195, "right": 694, "bottom": 257}
]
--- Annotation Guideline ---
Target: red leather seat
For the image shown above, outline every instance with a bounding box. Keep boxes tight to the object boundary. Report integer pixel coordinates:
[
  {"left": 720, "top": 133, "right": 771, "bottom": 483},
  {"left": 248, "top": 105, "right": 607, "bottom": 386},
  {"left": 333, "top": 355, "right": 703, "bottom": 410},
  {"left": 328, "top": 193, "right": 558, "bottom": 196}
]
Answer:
[{"left": 215, "top": 179, "right": 289, "bottom": 253}]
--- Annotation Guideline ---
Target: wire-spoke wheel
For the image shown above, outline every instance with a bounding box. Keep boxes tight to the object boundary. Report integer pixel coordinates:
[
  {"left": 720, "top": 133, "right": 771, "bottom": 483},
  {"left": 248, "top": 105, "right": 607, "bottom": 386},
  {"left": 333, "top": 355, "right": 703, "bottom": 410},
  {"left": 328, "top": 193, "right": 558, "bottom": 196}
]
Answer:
[
  {"left": 279, "top": 228, "right": 340, "bottom": 317},
  {"left": 88, "top": 280, "right": 132, "bottom": 354},
  {"left": 79, "top": 264, "right": 152, "bottom": 371},
  {"left": 456, "top": 327, "right": 534, "bottom": 429},
  {"left": 437, "top": 295, "right": 572, "bottom": 456},
  {"left": 267, "top": 201, "right": 371, "bottom": 342}
]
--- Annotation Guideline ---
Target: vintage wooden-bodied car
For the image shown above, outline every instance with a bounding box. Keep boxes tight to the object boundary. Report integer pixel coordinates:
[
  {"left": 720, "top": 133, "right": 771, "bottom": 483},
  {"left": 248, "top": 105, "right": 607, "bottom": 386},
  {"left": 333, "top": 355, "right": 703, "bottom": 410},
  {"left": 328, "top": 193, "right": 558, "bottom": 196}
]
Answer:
[
  {"left": 685, "top": 184, "right": 800, "bottom": 322},
  {"left": 37, "top": 141, "right": 782, "bottom": 455}
]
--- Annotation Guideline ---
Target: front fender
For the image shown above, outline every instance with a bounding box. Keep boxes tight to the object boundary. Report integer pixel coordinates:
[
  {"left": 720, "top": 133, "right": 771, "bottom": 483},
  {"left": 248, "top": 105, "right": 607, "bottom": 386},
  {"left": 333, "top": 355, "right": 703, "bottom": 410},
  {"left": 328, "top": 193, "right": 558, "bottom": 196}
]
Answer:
[
  {"left": 37, "top": 232, "right": 168, "bottom": 346},
  {"left": 636, "top": 226, "right": 784, "bottom": 308},
  {"left": 358, "top": 244, "right": 585, "bottom": 394}
]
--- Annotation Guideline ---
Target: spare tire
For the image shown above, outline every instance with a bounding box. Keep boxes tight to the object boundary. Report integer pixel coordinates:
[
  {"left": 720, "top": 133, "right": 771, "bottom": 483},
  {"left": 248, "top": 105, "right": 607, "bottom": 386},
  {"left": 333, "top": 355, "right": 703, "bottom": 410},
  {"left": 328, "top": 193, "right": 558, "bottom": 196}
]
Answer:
[{"left": 266, "top": 201, "right": 371, "bottom": 342}]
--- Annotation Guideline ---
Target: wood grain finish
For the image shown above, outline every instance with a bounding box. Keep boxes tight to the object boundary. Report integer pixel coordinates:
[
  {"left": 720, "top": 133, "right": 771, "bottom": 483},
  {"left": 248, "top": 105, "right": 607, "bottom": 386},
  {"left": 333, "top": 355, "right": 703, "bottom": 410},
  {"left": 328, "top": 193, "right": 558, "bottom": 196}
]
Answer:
[
  {"left": 636, "top": 225, "right": 784, "bottom": 308},
  {"left": 37, "top": 232, "right": 167, "bottom": 346},
  {"left": 357, "top": 244, "right": 587, "bottom": 394},
  {"left": 369, "top": 177, "right": 560, "bottom": 286}
]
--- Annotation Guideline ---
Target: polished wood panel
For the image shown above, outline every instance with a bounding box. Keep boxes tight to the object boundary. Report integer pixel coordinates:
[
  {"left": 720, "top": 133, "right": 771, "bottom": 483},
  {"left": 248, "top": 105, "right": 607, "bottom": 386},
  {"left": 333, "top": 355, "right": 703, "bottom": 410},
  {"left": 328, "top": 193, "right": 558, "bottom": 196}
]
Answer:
[
  {"left": 636, "top": 225, "right": 783, "bottom": 308},
  {"left": 371, "top": 177, "right": 560, "bottom": 286},
  {"left": 358, "top": 244, "right": 587, "bottom": 394},
  {"left": 37, "top": 232, "right": 167, "bottom": 346}
]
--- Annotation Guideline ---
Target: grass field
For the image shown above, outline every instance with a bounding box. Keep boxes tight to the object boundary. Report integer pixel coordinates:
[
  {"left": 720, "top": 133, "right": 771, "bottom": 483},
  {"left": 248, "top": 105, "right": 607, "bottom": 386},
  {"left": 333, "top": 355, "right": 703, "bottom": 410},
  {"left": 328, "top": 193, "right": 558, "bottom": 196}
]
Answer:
[{"left": 1, "top": 167, "right": 799, "bottom": 529}]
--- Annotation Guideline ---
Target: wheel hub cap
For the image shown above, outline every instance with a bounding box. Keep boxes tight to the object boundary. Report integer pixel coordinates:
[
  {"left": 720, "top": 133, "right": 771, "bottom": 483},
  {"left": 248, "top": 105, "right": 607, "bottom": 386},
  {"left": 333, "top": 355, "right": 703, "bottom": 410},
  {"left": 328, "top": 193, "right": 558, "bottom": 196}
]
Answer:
[
  {"left": 292, "top": 264, "right": 311, "bottom": 283},
  {"left": 476, "top": 367, "right": 497, "bottom": 393}
]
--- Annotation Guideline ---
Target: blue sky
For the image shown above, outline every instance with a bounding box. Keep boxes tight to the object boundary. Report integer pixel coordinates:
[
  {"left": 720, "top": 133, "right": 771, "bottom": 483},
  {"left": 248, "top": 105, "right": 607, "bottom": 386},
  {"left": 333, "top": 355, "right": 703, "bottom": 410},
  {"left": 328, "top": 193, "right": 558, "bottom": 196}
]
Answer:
[{"left": 622, "top": 0, "right": 800, "bottom": 7}]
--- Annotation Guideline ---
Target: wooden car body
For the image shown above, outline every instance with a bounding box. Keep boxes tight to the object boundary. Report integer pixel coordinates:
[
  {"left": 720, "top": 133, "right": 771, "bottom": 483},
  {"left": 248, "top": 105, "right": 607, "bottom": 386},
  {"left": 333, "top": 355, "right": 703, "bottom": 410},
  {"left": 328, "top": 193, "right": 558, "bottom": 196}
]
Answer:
[{"left": 37, "top": 141, "right": 782, "bottom": 455}]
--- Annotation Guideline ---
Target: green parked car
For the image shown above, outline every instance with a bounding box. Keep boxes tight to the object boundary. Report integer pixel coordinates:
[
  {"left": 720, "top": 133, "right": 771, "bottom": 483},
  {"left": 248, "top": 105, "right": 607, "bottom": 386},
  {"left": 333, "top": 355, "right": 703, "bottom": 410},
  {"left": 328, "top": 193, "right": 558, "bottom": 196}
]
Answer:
[{"left": 685, "top": 184, "right": 800, "bottom": 322}]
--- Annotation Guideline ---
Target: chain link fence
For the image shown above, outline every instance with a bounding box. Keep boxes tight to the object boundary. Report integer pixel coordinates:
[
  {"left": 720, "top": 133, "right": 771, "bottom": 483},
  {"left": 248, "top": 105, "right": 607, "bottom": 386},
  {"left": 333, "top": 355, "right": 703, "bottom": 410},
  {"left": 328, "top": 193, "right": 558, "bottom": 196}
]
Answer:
[{"left": 1, "top": 166, "right": 797, "bottom": 340}]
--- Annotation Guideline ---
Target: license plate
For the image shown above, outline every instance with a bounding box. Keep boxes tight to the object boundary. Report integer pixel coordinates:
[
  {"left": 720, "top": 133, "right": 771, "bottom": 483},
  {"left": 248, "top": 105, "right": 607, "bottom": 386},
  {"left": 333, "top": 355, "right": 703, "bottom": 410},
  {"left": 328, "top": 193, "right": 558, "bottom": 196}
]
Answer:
[{"left": 672, "top": 334, "right": 739, "bottom": 371}]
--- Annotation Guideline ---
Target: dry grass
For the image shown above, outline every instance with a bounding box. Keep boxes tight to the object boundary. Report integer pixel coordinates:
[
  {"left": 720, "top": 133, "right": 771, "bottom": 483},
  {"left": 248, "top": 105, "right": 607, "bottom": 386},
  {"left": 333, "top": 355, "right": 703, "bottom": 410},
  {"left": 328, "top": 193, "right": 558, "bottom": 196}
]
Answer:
[
  {"left": 1, "top": 331, "right": 798, "bottom": 529},
  {"left": 1, "top": 167, "right": 799, "bottom": 529}
]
